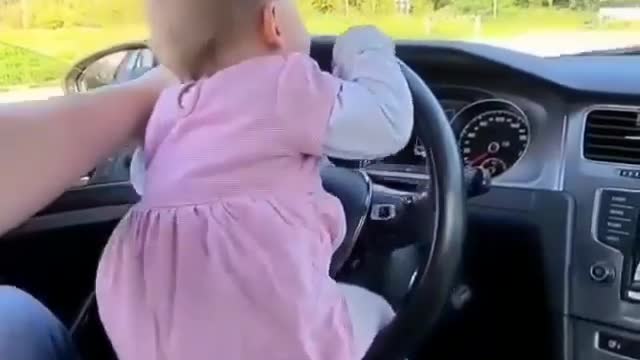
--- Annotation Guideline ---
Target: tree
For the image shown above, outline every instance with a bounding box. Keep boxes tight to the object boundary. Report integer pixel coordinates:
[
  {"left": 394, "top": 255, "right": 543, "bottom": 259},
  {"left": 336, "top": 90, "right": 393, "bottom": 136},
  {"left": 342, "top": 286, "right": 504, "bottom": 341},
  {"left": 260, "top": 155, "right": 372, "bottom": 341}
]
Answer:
[
  {"left": 452, "top": 0, "right": 494, "bottom": 15},
  {"left": 20, "top": 0, "right": 30, "bottom": 28},
  {"left": 432, "top": 0, "right": 450, "bottom": 11}
]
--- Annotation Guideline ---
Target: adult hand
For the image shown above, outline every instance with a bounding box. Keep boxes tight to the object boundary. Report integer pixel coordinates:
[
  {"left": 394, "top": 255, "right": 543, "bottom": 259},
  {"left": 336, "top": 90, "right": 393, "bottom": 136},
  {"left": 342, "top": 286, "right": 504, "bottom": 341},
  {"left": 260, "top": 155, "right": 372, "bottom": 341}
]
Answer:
[{"left": 0, "top": 69, "right": 172, "bottom": 236}]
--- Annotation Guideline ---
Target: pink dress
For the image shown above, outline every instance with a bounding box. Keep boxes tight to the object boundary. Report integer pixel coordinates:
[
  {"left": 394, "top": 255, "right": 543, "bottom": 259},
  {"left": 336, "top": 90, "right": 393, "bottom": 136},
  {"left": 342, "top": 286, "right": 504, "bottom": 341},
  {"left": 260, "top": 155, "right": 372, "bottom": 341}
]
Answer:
[{"left": 95, "top": 54, "right": 356, "bottom": 359}]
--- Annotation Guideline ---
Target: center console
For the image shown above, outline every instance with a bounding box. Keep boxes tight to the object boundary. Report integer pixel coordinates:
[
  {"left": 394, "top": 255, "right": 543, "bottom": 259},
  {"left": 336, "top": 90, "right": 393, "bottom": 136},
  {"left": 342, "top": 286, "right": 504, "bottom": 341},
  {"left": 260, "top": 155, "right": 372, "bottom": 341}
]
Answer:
[
  {"left": 594, "top": 189, "right": 640, "bottom": 303},
  {"left": 565, "top": 105, "right": 640, "bottom": 360}
]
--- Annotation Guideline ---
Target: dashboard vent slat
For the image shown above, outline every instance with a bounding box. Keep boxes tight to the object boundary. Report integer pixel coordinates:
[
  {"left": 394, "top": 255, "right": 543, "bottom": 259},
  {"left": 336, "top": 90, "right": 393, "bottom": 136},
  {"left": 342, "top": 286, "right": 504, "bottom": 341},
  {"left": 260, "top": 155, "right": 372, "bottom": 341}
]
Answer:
[{"left": 584, "top": 109, "right": 640, "bottom": 165}]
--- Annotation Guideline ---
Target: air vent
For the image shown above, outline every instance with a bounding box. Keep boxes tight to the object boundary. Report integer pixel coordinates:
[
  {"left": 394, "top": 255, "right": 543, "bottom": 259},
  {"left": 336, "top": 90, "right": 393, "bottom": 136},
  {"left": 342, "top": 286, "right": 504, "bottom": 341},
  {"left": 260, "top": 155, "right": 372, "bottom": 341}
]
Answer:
[{"left": 584, "top": 108, "right": 640, "bottom": 165}]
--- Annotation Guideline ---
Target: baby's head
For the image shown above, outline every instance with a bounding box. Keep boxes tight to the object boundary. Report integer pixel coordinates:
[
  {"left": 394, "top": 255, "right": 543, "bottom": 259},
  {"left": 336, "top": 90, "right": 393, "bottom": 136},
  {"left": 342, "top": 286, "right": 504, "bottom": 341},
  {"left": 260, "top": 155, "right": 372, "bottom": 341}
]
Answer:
[{"left": 147, "top": 0, "right": 309, "bottom": 81}]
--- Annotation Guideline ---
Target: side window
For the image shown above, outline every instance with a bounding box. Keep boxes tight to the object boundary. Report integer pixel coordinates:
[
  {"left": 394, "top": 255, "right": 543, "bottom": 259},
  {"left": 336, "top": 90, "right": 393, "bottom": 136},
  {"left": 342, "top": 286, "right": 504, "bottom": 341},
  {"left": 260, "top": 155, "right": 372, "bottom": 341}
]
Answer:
[
  {"left": 140, "top": 49, "right": 155, "bottom": 68},
  {"left": 126, "top": 51, "right": 142, "bottom": 72},
  {"left": 113, "top": 49, "right": 156, "bottom": 83},
  {"left": 77, "top": 51, "right": 129, "bottom": 91},
  {"left": 127, "top": 49, "right": 154, "bottom": 76}
]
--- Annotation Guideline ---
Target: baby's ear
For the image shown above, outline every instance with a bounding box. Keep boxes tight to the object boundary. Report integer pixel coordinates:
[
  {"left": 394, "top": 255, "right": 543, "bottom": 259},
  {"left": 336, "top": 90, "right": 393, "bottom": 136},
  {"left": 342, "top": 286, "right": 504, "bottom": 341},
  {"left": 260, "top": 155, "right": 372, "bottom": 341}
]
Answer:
[{"left": 260, "top": 1, "right": 284, "bottom": 49}]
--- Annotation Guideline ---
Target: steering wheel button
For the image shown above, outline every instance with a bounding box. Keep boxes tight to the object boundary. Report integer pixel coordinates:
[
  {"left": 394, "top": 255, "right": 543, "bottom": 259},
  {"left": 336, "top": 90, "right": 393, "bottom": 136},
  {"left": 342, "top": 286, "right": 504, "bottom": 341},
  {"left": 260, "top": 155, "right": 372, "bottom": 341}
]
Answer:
[{"left": 371, "top": 204, "right": 396, "bottom": 221}]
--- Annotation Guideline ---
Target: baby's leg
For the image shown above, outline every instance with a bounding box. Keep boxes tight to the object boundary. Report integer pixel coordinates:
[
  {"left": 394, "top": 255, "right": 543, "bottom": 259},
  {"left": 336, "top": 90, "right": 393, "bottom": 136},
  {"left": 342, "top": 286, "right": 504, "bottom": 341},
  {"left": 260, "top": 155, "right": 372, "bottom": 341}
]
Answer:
[{"left": 337, "top": 283, "right": 395, "bottom": 359}]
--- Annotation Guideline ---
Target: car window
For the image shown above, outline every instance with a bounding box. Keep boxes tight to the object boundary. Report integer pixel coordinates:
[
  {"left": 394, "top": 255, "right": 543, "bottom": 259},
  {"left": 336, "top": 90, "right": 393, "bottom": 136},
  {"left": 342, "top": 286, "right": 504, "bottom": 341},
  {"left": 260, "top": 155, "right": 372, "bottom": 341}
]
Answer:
[
  {"left": 1, "top": 0, "right": 639, "bottom": 102},
  {"left": 126, "top": 51, "right": 141, "bottom": 73}
]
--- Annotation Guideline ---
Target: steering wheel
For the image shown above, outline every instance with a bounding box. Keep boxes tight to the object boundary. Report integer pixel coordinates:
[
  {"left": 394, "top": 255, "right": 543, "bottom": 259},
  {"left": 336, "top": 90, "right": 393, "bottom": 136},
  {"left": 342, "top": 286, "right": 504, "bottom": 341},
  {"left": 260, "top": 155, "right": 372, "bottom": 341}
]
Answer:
[{"left": 321, "top": 61, "right": 467, "bottom": 360}]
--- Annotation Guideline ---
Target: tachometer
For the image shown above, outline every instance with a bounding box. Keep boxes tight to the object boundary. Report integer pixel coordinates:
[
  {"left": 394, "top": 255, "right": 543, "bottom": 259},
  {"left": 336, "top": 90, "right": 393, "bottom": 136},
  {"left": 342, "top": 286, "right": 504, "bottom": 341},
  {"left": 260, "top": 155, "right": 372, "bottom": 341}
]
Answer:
[{"left": 455, "top": 101, "right": 530, "bottom": 178}]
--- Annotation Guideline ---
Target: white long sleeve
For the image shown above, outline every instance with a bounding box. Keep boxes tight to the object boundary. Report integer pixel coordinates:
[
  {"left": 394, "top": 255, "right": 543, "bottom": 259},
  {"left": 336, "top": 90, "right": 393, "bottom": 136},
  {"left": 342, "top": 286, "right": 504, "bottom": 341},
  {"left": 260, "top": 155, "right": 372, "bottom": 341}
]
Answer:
[
  {"left": 130, "top": 145, "right": 145, "bottom": 195},
  {"left": 324, "top": 26, "right": 414, "bottom": 160}
]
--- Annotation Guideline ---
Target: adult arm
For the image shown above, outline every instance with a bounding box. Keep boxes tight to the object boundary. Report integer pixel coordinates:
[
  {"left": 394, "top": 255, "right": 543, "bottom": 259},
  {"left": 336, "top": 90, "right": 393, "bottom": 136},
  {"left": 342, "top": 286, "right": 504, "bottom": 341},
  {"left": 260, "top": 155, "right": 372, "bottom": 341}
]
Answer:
[{"left": 0, "top": 72, "right": 167, "bottom": 235}]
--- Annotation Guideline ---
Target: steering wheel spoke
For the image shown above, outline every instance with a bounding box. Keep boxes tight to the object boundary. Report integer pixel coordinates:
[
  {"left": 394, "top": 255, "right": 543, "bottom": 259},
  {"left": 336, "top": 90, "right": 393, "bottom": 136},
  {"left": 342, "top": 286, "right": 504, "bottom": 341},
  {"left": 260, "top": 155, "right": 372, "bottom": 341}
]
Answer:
[
  {"left": 360, "top": 166, "right": 490, "bottom": 253},
  {"left": 366, "top": 184, "right": 432, "bottom": 252}
]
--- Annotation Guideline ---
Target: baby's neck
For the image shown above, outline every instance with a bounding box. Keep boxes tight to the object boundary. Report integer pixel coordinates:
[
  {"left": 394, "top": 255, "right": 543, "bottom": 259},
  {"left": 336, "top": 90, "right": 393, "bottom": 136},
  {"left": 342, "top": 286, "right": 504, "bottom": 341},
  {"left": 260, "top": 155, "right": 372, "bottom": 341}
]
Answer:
[{"left": 183, "top": 42, "right": 282, "bottom": 82}]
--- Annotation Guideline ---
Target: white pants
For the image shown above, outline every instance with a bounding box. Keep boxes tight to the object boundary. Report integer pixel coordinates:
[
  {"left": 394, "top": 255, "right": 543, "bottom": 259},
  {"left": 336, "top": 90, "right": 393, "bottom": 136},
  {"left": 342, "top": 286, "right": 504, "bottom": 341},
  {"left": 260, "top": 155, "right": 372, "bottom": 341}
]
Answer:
[{"left": 338, "top": 283, "right": 395, "bottom": 359}]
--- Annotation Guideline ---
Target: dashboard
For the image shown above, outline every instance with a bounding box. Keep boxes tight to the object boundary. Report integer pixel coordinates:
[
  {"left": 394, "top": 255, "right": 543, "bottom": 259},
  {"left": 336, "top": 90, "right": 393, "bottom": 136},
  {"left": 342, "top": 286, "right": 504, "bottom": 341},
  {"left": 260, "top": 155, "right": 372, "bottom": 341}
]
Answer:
[
  {"left": 369, "top": 89, "right": 533, "bottom": 180},
  {"left": 11, "top": 38, "right": 640, "bottom": 360},
  {"left": 350, "top": 74, "right": 566, "bottom": 192}
]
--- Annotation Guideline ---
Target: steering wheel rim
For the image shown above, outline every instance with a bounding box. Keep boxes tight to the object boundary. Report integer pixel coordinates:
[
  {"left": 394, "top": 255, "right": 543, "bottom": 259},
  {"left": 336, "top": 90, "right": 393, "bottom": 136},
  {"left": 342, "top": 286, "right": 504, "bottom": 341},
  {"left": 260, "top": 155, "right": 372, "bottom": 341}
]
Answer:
[{"left": 361, "top": 61, "right": 467, "bottom": 360}]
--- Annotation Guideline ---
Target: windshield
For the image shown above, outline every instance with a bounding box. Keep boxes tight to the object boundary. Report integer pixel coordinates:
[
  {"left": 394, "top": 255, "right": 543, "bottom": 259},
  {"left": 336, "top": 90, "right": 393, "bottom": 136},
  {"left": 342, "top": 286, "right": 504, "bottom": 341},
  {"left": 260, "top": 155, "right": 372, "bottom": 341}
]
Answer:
[{"left": 0, "top": 0, "right": 639, "bottom": 102}]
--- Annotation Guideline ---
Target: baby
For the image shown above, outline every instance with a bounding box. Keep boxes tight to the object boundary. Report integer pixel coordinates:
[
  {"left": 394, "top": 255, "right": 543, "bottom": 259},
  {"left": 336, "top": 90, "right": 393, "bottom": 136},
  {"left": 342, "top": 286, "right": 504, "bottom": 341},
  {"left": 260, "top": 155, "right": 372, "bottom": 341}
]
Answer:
[{"left": 96, "top": 0, "right": 413, "bottom": 359}]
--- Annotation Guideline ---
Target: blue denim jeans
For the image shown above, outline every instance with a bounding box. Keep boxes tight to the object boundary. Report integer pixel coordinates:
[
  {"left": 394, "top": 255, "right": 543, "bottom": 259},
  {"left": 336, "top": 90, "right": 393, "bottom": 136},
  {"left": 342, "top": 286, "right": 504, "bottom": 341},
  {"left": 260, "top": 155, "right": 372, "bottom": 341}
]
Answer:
[{"left": 0, "top": 286, "right": 80, "bottom": 360}]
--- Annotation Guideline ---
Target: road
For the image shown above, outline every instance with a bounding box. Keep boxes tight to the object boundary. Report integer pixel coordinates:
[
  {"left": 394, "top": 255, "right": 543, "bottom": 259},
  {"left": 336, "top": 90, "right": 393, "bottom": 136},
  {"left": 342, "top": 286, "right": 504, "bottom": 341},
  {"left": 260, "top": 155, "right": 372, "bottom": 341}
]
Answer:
[
  {"left": 486, "top": 30, "right": 640, "bottom": 56},
  {"left": 0, "top": 31, "right": 638, "bottom": 103},
  {"left": 0, "top": 86, "right": 62, "bottom": 104}
]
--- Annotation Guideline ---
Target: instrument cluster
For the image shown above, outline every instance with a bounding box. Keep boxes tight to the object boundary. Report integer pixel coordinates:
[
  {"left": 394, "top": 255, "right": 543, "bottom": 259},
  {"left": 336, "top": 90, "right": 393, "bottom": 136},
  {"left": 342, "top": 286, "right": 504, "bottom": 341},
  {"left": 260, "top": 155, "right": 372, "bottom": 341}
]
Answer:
[{"left": 380, "top": 97, "right": 531, "bottom": 180}]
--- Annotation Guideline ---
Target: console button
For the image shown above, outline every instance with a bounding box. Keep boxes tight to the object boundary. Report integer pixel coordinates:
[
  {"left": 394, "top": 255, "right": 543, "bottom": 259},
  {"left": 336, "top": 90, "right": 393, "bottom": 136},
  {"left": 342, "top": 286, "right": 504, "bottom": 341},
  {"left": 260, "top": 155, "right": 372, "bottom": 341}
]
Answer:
[
  {"left": 620, "top": 169, "right": 640, "bottom": 179},
  {"left": 603, "top": 234, "right": 623, "bottom": 245},
  {"left": 606, "top": 219, "right": 635, "bottom": 233},
  {"left": 609, "top": 207, "right": 632, "bottom": 218},
  {"left": 628, "top": 291, "right": 640, "bottom": 302},
  {"left": 597, "top": 190, "right": 640, "bottom": 249},
  {"left": 590, "top": 263, "right": 615, "bottom": 283},
  {"left": 598, "top": 332, "right": 640, "bottom": 359},
  {"left": 628, "top": 263, "right": 640, "bottom": 292}
]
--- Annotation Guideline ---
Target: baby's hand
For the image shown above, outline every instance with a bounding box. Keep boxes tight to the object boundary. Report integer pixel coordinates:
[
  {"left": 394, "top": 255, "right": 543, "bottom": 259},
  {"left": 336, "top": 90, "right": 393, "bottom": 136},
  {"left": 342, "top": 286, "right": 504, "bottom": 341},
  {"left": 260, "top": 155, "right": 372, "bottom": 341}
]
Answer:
[
  {"left": 332, "top": 26, "right": 394, "bottom": 78},
  {"left": 324, "top": 25, "right": 412, "bottom": 160}
]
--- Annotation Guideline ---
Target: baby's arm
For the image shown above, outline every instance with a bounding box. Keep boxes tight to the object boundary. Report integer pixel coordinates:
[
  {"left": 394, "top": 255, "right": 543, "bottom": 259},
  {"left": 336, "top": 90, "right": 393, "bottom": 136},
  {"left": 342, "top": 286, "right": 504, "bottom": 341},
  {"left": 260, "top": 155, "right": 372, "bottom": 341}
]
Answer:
[{"left": 324, "top": 26, "right": 414, "bottom": 160}]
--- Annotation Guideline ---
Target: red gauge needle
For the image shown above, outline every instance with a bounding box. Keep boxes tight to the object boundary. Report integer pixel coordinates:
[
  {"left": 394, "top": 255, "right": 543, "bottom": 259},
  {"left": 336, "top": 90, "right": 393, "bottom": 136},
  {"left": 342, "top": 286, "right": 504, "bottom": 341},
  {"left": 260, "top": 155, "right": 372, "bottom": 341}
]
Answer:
[{"left": 469, "top": 152, "right": 489, "bottom": 166}]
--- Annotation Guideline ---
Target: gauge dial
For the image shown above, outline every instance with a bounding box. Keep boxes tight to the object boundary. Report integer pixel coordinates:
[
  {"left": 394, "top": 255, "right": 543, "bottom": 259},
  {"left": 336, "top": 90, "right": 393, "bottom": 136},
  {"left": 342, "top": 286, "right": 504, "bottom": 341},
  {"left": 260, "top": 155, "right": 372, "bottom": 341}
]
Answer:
[{"left": 459, "top": 109, "right": 530, "bottom": 177}]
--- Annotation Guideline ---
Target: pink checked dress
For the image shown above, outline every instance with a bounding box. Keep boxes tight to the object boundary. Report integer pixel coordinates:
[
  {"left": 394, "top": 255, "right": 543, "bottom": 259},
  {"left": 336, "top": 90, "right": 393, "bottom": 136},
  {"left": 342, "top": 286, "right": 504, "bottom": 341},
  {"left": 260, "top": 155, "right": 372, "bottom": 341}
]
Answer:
[{"left": 95, "top": 54, "right": 356, "bottom": 359}]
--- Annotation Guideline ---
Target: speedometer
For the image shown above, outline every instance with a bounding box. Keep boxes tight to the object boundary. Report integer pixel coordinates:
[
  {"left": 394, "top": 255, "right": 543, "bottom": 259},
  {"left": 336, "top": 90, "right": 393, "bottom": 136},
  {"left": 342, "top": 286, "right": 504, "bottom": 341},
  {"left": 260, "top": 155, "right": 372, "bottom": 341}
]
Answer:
[{"left": 454, "top": 101, "right": 531, "bottom": 178}]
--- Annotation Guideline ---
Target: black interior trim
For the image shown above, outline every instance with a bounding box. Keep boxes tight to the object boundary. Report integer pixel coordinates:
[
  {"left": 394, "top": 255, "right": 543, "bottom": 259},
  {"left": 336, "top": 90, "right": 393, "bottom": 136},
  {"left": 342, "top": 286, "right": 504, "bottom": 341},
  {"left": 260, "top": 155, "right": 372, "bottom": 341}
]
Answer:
[{"left": 36, "top": 183, "right": 138, "bottom": 216}]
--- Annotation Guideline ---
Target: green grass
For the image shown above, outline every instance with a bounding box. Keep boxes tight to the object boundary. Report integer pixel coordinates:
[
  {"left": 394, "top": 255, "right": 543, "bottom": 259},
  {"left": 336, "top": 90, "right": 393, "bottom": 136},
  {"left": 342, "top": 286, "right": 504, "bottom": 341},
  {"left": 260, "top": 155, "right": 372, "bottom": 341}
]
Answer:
[
  {"left": 1, "top": 9, "right": 640, "bottom": 87},
  {"left": 0, "top": 44, "right": 67, "bottom": 87},
  {"left": 0, "top": 25, "right": 148, "bottom": 63}
]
